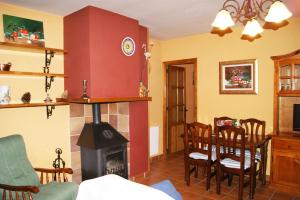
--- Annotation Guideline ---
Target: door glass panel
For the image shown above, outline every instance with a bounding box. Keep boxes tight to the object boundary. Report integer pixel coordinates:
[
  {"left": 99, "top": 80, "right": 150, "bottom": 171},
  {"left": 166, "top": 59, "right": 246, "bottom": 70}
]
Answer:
[
  {"left": 279, "top": 79, "right": 292, "bottom": 90},
  {"left": 295, "top": 64, "right": 300, "bottom": 76},
  {"left": 280, "top": 65, "right": 291, "bottom": 76},
  {"left": 171, "top": 88, "right": 177, "bottom": 103},
  {"left": 169, "top": 70, "right": 177, "bottom": 86},
  {"left": 178, "top": 89, "right": 184, "bottom": 105},
  {"left": 178, "top": 106, "right": 184, "bottom": 122},
  {"left": 294, "top": 79, "right": 300, "bottom": 90},
  {"left": 171, "top": 107, "right": 178, "bottom": 123},
  {"left": 178, "top": 70, "right": 184, "bottom": 87}
]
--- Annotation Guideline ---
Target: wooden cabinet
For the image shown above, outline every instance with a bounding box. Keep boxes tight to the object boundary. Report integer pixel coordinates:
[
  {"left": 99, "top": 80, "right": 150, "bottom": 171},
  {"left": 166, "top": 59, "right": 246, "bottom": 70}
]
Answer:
[
  {"left": 271, "top": 49, "right": 300, "bottom": 195},
  {"left": 271, "top": 135, "right": 300, "bottom": 194}
]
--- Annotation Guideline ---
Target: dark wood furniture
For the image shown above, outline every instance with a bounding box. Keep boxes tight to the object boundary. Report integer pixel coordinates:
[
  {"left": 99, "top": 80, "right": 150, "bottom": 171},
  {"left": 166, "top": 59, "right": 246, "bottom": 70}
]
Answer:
[
  {"left": 239, "top": 118, "right": 269, "bottom": 185},
  {"left": 183, "top": 122, "right": 216, "bottom": 190},
  {"left": 214, "top": 116, "right": 237, "bottom": 130},
  {"left": 271, "top": 133, "right": 300, "bottom": 195},
  {"left": 271, "top": 49, "right": 300, "bottom": 195},
  {"left": 216, "top": 126, "right": 256, "bottom": 200}
]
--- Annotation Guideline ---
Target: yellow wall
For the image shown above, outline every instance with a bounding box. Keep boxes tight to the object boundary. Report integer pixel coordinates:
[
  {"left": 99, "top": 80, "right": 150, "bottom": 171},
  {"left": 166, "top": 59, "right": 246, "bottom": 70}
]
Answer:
[
  {"left": 149, "top": 17, "right": 300, "bottom": 164},
  {"left": 0, "top": 3, "right": 70, "bottom": 168},
  {"left": 148, "top": 38, "right": 164, "bottom": 155}
]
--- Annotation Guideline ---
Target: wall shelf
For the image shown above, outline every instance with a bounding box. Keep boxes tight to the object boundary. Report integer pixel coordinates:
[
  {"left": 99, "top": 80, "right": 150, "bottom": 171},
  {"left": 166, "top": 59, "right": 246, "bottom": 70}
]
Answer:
[
  {"left": 0, "top": 102, "right": 69, "bottom": 119},
  {"left": 62, "top": 96, "right": 152, "bottom": 104},
  {"left": 0, "top": 71, "right": 66, "bottom": 78},
  {"left": 0, "top": 102, "right": 68, "bottom": 109},
  {"left": 0, "top": 42, "right": 67, "bottom": 118},
  {"left": 0, "top": 42, "right": 66, "bottom": 54}
]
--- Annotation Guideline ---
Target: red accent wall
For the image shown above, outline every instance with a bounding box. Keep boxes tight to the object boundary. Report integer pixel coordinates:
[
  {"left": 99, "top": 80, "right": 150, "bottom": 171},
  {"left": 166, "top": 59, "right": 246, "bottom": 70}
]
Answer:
[
  {"left": 64, "top": 7, "right": 91, "bottom": 97},
  {"left": 64, "top": 6, "right": 144, "bottom": 98},
  {"left": 64, "top": 6, "right": 149, "bottom": 177},
  {"left": 129, "top": 101, "right": 149, "bottom": 176}
]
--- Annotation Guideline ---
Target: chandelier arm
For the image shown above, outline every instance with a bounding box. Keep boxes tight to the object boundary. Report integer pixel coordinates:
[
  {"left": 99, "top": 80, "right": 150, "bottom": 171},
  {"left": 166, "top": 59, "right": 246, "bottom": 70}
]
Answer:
[
  {"left": 257, "top": 0, "right": 276, "bottom": 18},
  {"left": 223, "top": 0, "right": 241, "bottom": 22}
]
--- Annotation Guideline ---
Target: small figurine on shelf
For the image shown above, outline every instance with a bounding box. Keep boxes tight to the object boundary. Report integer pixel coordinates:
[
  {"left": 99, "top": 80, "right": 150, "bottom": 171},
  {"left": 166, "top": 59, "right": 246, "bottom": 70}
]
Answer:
[
  {"left": 21, "top": 92, "right": 31, "bottom": 103},
  {"left": 139, "top": 81, "right": 149, "bottom": 97},
  {"left": 0, "top": 86, "right": 11, "bottom": 105},
  {"left": 61, "top": 90, "right": 68, "bottom": 99},
  {"left": 44, "top": 93, "right": 53, "bottom": 103}
]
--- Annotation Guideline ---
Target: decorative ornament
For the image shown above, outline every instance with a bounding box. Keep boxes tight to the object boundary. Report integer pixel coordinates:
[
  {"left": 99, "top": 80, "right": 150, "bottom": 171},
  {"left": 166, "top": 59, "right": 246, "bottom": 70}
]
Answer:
[
  {"left": 0, "top": 62, "right": 11, "bottom": 71},
  {"left": 80, "top": 80, "right": 90, "bottom": 99},
  {"left": 44, "top": 93, "right": 53, "bottom": 103},
  {"left": 0, "top": 86, "right": 11, "bottom": 105},
  {"left": 121, "top": 37, "right": 135, "bottom": 56},
  {"left": 139, "top": 81, "right": 149, "bottom": 97},
  {"left": 61, "top": 90, "right": 68, "bottom": 99},
  {"left": 21, "top": 92, "right": 31, "bottom": 103}
]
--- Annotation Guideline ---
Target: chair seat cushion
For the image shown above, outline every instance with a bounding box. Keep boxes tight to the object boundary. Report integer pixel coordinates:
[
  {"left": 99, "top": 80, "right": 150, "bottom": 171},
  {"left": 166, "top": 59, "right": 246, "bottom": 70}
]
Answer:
[
  {"left": 189, "top": 151, "right": 216, "bottom": 161},
  {"left": 33, "top": 182, "right": 78, "bottom": 200},
  {"left": 220, "top": 157, "right": 251, "bottom": 169},
  {"left": 151, "top": 180, "right": 182, "bottom": 200},
  {"left": 235, "top": 149, "right": 261, "bottom": 161}
]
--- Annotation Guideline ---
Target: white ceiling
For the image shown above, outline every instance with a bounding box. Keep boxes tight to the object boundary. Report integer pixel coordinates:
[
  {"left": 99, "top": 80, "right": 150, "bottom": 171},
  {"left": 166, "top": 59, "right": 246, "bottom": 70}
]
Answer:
[{"left": 2, "top": 0, "right": 300, "bottom": 40}]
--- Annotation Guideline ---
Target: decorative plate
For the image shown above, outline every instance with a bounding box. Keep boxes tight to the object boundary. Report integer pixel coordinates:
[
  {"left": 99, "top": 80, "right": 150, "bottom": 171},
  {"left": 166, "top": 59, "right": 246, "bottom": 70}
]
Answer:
[{"left": 121, "top": 37, "right": 135, "bottom": 56}]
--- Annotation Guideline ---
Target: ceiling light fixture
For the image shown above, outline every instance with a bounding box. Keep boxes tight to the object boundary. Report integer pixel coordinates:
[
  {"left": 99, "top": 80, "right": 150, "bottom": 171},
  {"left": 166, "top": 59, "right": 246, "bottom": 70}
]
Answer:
[{"left": 211, "top": 0, "right": 292, "bottom": 41}]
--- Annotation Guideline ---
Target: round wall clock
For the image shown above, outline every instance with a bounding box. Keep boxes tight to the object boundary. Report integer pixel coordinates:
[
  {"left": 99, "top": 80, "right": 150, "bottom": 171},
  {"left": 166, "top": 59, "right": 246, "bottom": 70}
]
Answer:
[{"left": 121, "top": 37, "right": 135, "bottom": 56}]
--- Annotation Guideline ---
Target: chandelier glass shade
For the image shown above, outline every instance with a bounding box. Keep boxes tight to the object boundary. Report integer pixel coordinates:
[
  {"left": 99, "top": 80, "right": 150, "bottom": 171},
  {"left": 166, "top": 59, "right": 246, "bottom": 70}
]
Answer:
[{"left": 211, "top": 0, "right": 292, "bottom": 41}]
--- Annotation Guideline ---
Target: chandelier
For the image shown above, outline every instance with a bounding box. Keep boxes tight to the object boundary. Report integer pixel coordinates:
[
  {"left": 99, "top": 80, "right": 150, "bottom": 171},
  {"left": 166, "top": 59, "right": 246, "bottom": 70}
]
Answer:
[{"left": 211, "top": 0, "right": 292, "bottom": 41}]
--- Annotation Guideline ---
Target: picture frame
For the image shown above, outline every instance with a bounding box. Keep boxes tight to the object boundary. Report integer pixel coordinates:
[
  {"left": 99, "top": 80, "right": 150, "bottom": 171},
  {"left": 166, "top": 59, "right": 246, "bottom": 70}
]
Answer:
[
  {"left": 3, "top": 14, "right": 45, "bottom": 47},
  {"left": 219, "top": 59, "right": 258, "bottom": 94}
]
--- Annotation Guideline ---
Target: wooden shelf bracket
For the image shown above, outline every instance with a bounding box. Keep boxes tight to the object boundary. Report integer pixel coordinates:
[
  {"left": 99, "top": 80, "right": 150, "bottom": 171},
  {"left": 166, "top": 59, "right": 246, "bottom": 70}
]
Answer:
[{"left": 46, "top": 105, "right": 55, "bottom": 119}]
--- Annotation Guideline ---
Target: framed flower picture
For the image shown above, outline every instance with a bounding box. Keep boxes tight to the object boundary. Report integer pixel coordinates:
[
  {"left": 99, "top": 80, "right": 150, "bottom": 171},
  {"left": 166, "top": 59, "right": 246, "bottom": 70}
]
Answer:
[{"left": 219, "top": 59, "right": 258, "bottom": 94}]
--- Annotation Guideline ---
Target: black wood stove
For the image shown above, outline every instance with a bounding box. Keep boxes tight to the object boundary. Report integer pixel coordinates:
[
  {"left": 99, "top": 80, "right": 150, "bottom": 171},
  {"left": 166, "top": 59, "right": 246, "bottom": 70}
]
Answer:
[{"left": 77, "top": 104, "right": 128, "bottom": 181}]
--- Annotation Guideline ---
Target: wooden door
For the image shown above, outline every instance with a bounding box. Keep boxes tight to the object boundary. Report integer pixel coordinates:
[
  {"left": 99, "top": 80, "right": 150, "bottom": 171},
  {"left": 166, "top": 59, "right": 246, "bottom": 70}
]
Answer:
[{"left": 167, "top": 66, "right": 186, "bottom": 153}]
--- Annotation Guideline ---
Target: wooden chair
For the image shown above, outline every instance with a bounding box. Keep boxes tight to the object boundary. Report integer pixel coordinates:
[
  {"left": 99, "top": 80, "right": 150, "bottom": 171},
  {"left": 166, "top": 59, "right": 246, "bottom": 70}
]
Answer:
[
  {"left": 184, "top": 122, "right": 216, "bottom": 190},
  {"left": 0, "top": 134, "right": 78, "bottom": 200},
  {"left": 239, "top": 118, "right": 269, "bottom": 185},
  {"left": 216, "top": 126, "right": 255, "bottom": 200}
]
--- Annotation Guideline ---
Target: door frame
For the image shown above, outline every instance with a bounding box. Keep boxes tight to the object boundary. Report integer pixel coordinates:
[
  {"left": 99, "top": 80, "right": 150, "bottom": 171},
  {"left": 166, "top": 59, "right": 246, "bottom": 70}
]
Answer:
[{"left": 163, "top": 58, "right": 197, "bottom": 156}]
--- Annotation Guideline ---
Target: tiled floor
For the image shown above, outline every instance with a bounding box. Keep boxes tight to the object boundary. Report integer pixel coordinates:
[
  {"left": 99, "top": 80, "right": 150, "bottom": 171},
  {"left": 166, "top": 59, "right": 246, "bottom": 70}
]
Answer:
[{"left": 135, "top": 152, "right": 300, "bottom": 200}]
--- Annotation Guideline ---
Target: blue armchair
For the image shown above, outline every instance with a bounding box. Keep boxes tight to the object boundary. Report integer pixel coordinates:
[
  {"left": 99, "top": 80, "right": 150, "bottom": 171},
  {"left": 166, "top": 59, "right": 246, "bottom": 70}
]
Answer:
[{"left": 0, "top": 134, "right": 78, "bottom": 200}]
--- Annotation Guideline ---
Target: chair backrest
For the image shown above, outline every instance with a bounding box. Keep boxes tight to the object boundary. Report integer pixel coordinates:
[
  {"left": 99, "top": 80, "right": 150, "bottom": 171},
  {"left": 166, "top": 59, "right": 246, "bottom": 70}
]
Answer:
[
  {"left": 239, "top": 118, "right": 266, "bottom": 136},
  {"left": 184, "top": 122, "right": 213, "bottom": 160},
  {"left": 0, "top": 135, "right": 40, "bottom": 187},
  {"left": 214, "top": 116, "right": 236, "bottom": 129},
  {"left": 216, "top": 126, "right": 246, "bottom": 169}
]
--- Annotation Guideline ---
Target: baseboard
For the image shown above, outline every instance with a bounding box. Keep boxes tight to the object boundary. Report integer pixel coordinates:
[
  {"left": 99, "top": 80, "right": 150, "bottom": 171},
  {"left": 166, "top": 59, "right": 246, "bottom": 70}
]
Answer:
[
  {"left": 129, "top": 170, "right": 151, "bottom": 181},
  {"left": 150, "top": 154, "right": 165, "bottom": 163}
]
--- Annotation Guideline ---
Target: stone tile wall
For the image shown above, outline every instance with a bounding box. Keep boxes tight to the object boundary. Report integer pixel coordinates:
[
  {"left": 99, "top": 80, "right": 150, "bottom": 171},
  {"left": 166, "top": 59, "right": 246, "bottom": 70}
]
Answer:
[{"left": 69, "top": 103, "right": 129, "bottom": 183}]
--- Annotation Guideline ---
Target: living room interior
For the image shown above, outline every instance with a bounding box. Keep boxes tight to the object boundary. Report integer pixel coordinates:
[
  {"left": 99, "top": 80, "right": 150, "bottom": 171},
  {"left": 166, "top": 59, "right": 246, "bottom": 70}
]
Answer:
[{"left": 0, "top": 0, "right": 300, "bottom": 200}]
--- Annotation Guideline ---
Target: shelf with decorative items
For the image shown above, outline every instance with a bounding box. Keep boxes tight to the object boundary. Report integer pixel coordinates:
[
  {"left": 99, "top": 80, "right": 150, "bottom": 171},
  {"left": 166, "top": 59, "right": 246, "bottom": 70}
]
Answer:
[
  {"left": 274, "top": 55, "right": 300, "bottom": 95},
  {"left": 0, "top": 42, "right": 67, "bottom": 118}
]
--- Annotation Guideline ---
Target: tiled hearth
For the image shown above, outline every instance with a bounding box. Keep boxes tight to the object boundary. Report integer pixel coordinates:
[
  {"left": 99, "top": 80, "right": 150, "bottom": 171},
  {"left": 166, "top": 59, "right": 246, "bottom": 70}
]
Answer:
[{"left": 69, "top": 103, "right": 129, "bottom": 183}]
